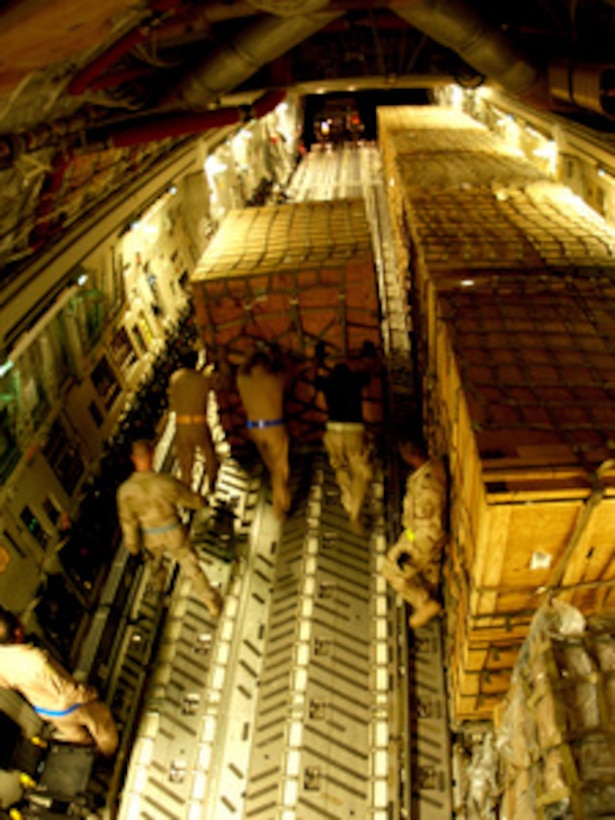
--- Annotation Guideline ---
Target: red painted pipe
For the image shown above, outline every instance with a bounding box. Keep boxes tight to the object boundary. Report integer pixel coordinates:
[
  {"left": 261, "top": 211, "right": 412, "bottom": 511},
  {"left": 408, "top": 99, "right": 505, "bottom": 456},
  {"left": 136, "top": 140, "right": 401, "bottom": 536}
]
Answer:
[
  {"left": 88, "top": 66, "right": 157, "bottom": 92},
  {"left": 100, "top": 108, "right": 244, "bottom": 148},
  {"left": 95, "top": 90, "right": 287, "bottom": 148},
  {"left": 249, "top": 89, "right": 287, "bottom": 119},
  {"left": 27, "top": 88, "right": 286, "bottom": 249},
  {"left": 68, "top": 0, "right": 185, "bottom": 96},
  {"left": 68, "top": 28, "right": 155, "bottom": 95}
]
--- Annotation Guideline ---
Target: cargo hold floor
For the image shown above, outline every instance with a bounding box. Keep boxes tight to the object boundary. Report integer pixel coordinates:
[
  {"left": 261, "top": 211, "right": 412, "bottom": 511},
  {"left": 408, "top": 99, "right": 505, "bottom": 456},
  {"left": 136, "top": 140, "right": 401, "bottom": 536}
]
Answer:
[{"left": 113, "top": 143, "right": 452, "bottom": 820}]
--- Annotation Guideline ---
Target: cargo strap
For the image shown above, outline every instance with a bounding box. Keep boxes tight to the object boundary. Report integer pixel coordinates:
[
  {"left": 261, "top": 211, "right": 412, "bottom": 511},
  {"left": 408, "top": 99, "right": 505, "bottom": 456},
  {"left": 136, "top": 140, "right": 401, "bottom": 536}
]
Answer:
[
  {"left": 246, "top": 418, "right": 285, "bottom": 429},
  {"left": 34, "top": 703, "right": 81, "bottom": 718},
  {"left": 142, "top": 521, "right": 182, "bottom": 535},
  {"left": 176, "top": 414, "right": 208, "bottom": 424}
]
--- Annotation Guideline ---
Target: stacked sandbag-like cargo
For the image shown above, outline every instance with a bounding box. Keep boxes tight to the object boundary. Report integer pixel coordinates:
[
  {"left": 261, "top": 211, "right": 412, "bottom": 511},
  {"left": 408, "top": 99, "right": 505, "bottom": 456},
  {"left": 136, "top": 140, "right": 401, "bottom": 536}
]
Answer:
[{"left": 496, "top": 602, "right": 615, "bottom": 819}]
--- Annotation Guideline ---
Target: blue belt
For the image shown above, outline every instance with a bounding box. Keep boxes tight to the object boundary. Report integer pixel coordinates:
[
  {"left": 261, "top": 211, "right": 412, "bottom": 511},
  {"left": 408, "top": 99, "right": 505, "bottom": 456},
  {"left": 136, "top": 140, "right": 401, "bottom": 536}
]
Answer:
[
  {"left": 246, "top": 418, "right": 285, "bottom": 430},
  {"left": 34, "top": 703, "right": 81, "bottom": 718},
  {"left": 142, "top": 521, "right": 181, "bottom": 535}
]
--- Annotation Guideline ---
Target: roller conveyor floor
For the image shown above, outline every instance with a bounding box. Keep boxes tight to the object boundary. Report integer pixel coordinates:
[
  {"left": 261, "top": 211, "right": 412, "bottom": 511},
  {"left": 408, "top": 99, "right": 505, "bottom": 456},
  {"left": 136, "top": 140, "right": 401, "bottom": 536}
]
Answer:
[
  {"left": 116, "top": 450, "right": 390, "bottom": 819},
  {"left": 103, "top": 143, "right": 453, "bottom": 820}
]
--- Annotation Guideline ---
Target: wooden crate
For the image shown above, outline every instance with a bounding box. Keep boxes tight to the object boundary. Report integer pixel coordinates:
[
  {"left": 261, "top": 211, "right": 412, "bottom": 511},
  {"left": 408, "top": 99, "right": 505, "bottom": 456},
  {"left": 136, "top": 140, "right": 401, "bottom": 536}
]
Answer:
[
  {"left": 437, "top": 275, "right": 615, "bottom": 718},
  {"left": 377, "top": 105, "right": 545, "bottom": 290},
  {"left": 379, "top": 107, "right": 615, "bottom": 302},
  {"left": 191, "top": 200, "right": 383, "bottom": 450},
  {"left": 445, "top": 562, "right": 531, "bottom": 718},
  {"left": 379, "top": 104, "right": 615, "bottom": 722},
  {"left": 403, "top": 185, "right": 615, "bottom": 274}
]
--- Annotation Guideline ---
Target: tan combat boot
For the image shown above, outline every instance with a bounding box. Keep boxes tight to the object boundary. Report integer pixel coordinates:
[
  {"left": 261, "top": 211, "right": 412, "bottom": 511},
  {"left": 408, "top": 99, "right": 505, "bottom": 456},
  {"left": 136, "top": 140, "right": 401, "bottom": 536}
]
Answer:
[
  {"left": 408, "top": 599, "right": 441, "bottom": 630},
  {"left": 206, "top": 589, "right": 223, "bottom": 617}
]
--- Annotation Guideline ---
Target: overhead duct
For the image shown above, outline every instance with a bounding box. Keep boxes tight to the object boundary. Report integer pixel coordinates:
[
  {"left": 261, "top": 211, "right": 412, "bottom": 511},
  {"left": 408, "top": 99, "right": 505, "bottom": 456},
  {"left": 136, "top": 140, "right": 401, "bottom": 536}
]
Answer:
[
  {"left": 87, "top": 107, "right": 244, "bottom": 148},
  {"left": 247, "top": 0, "right": 331, "bottom": 14},
  {"left": 392, "top": 0, "right": 545, "bottom": 101},
  {"left": 67, "top": 1, "right": 262, "bottom": 97},
  {"left": 0, "top": 89, "right": 286, "bottom": 167},
  {"left": 99, "top": 88, "right": 286, "bottom": 147},
  {"left": 168, "top": 9, "right": 343, "bottom": 109},
  {"left": 89, "top": 88, "right": 285, "bottom": 147},
  {"left": 549, "top": 62, "right": 615, "bottom": 119}
]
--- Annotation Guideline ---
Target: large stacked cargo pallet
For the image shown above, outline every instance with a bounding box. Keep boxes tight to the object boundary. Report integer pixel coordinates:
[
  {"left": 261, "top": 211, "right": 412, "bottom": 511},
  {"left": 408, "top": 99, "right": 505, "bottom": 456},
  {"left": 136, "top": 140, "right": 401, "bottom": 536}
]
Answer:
[
  {"left": 379, "top": 105, "right": 615, "bottom": 721},
  {"left": 190, "top": 199, "right": 383, "bottom": 451},
  {"left": 496, "top": 603, "right": 615, "bottom": 819}
]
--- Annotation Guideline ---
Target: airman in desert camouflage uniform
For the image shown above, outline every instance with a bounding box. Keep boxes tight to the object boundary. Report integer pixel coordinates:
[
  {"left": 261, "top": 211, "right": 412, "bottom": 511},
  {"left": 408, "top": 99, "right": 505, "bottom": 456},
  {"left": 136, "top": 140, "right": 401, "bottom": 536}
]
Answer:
[
  {"left": 315, "top": 360, "right": 373, "bottom": 533},
  {"left": 116, "top": 439, "right": 222, "bottom": 616},
  {"left": 382, "top": 437, "right": 447, "bottom": 629}
]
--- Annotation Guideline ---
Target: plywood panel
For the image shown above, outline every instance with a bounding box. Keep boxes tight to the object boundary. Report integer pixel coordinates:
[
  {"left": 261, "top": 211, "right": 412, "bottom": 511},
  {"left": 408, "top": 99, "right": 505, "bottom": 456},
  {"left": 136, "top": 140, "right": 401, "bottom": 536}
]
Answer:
[{"left": 560, "top": 497, "right": 615, "bottom": 610}]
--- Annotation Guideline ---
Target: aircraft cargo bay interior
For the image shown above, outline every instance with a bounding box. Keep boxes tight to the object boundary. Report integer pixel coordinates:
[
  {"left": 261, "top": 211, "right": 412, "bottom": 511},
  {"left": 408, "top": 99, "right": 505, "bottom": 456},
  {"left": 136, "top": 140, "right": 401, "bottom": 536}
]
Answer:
[{"left": 2, "top": 3, "right": 615, "bottom": 820}]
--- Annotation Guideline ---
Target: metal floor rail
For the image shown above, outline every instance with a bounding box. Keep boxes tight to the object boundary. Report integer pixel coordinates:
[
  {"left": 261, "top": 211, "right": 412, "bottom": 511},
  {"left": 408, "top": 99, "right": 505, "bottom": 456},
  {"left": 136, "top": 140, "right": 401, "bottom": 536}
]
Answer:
[
  {"left": 111, "top": 143, "right": 453, "bottom": 820},
  {"left": 115, "top": 449, "right": 391, "bottom": 819},
  {"left": 290, "top": 141, "right": 453, "bottom": 820}
]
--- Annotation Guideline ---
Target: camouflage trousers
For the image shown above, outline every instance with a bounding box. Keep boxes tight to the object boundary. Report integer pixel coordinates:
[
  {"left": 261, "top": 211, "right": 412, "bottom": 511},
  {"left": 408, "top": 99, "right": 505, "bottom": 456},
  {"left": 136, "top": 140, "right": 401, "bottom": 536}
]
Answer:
[
  {"left": 323, "top": 422, "right": 372, "bottom": 524},
  {"left": 381, "top": 535, "right": 440, "bottom": 610},
  {"left": 249, "top": 425, "right": 291, "bottom": 519},
  {"left": 144, "top": 525, "right": 218, "bottom": 609}
]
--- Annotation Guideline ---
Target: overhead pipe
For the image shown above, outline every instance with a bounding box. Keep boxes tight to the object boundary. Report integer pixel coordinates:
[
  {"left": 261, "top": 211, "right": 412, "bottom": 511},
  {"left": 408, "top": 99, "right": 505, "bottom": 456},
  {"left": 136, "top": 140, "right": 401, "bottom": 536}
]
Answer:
[
  {"left": 68, "top": 28, "right": 156, "bottom": 95},
  {"left": 88, "top": 108, "right": 244, "bottom": 148},
  {"left": 393, "top": 0, "right": 615, "bottom": 118},
  {"left": 392, "top": 0, "right": 547, "bottom": 103},
  {"left": 245, "top": 88, "right": 287, "bottom": 119},
  {"left": 549, "top": 62, "right": 615, "bottom": 119},
  {"left": 246, "top": 0, "right": 331, "bottom": 13},
  {"left": 0, "top": 88, "right": 286, "bottom": 167},
  {"left": 88, "top": 66, "right": 157, "bottom": 92},
  {"left": 167, "top": 8, "right": 343, "bottom": 109},
  {"left": 68, "top": 0, "right": 186, "bottom": 95},
  {"left": 87, "top": 88, "right": 286, "bottom": 148},
  {"left": 68, "top": 1, "right": 290, "bottom": 98}
]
